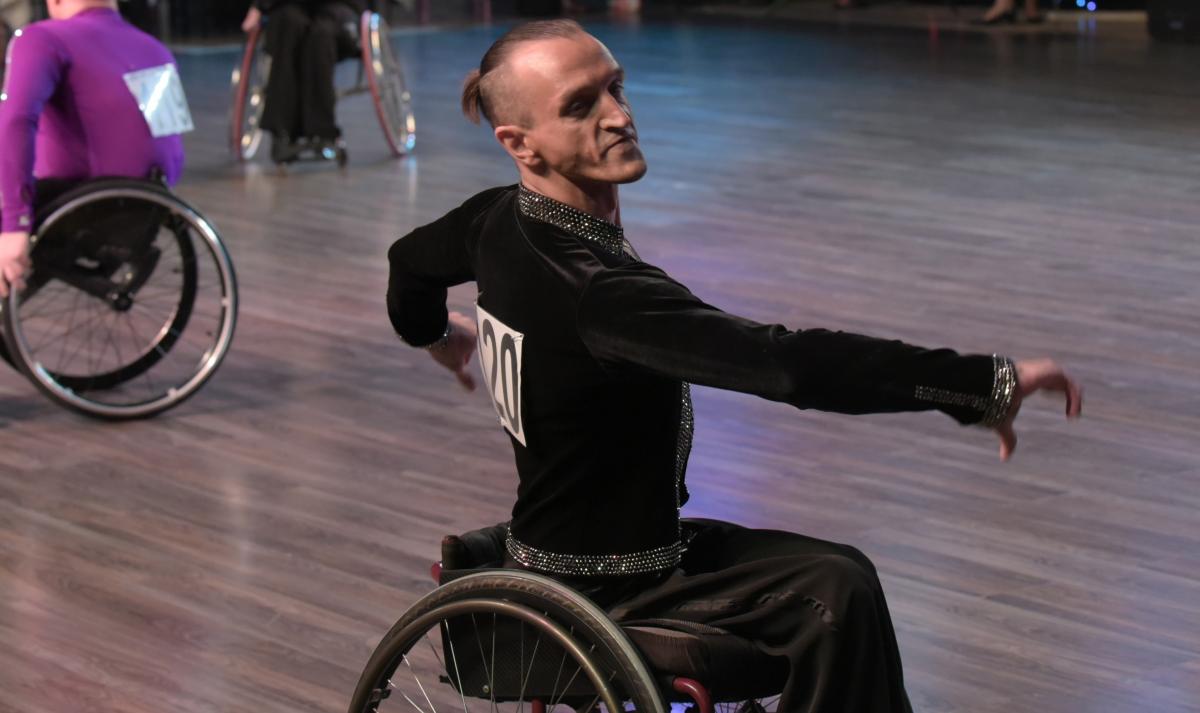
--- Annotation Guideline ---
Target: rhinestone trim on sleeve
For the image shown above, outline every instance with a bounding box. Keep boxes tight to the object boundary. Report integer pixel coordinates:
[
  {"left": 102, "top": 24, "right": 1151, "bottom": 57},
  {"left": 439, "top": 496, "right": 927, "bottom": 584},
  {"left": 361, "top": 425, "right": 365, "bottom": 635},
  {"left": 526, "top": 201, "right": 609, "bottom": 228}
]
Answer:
[
  {"left": 980, "top": 355, "right": 1018, "bottom": 427},
  {"left": 914, "top": 354, "right": 1018, "bottom": 427}
]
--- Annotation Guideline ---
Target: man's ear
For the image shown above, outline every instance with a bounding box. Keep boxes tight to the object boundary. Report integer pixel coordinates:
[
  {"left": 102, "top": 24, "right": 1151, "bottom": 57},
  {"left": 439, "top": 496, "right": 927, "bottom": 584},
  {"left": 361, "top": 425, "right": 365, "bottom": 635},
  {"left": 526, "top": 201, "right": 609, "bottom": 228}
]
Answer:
[{"left": 495, "top": 125, "right": 541, "bottom": 169}]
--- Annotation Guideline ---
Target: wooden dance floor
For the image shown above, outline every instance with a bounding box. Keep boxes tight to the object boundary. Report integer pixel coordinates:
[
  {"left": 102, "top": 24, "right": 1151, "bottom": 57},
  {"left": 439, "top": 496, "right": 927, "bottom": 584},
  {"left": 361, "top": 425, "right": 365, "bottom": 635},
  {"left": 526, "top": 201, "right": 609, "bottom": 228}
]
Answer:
[{"left": 1, "top": 16, "right": 1198, "bottom": 713}]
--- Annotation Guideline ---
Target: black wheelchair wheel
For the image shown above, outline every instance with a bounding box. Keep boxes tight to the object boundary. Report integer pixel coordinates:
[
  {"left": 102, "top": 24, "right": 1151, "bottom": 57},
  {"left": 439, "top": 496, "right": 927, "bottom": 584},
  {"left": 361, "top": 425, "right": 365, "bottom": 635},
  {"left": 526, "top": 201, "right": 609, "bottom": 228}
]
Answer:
[
  {"left": 349, "top": 570, "right": 666, "bottom": 713},
  {"left": 361, "top": 11, "right": 415, "bottom": 157},
  {"left": 230, "top": 23, "right": 270, "bottom": 161},
  {"left": 2, "top": 179, "right": 238, "bottom": 420}
]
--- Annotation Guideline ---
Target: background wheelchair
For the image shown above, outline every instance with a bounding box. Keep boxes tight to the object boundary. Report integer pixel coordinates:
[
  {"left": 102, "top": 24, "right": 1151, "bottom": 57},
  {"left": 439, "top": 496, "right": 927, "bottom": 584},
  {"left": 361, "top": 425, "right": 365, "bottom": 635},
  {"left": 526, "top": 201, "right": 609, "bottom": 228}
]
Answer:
[
  {"left": 0, "top": 177, "right": 238, "bottom": 420},
  {"left": 348, "top": 524, "right": 786, "bottom": 713},
  {"left": 229, "top": 2, "right": 415, "bottom": 164}
]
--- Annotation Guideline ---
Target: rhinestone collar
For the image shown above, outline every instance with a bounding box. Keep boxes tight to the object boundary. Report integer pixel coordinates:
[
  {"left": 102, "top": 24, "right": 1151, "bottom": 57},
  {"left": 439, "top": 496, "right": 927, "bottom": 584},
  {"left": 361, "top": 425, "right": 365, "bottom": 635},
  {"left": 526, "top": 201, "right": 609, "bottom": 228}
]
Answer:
[{"left": 518, "top": 185, "right": 630, "bottom": 258}]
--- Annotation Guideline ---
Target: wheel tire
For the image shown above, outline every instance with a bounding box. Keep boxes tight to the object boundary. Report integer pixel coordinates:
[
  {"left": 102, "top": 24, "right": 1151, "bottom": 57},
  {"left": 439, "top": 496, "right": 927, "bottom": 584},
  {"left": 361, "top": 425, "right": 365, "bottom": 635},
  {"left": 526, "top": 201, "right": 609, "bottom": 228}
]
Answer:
[
  {"left": 3, "top": 179, "right": 238, "bottom": 420},
  {"left": 361, "top": 11, "right": 416, "bottom": 157},
  {"left": 349, "top": 570, "right": 666, "bottom": 713}
]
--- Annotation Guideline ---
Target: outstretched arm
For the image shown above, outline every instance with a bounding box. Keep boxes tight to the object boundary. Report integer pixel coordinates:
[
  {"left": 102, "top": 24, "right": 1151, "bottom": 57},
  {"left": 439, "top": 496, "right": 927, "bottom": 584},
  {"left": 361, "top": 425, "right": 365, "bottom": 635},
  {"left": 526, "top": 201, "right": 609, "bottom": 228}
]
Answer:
[{"left": 576, "top": 262, "right": 1080, "bottom": 458}]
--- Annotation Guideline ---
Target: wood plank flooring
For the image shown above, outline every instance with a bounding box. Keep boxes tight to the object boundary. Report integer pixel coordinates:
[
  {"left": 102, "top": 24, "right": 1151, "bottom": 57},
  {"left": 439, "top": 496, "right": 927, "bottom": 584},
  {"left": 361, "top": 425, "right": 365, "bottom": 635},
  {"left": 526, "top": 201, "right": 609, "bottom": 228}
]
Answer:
[{"left": 1, "top": 17, "right": 1197, "bottom": 713}]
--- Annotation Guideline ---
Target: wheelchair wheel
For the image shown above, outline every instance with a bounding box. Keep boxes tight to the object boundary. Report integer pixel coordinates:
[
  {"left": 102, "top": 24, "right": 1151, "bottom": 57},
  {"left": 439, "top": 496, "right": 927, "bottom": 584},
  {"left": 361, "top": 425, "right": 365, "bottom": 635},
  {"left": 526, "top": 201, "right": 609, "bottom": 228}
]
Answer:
[
  {"left": 349, "top": 570, "right": 666, "bottom": 713},
  {"left": 361, "top": 11, "right": 415, "bottom": 157},
  {"left": 230, "top": 23, "right": 270, "bottom": 161},
  {"left": 1, "top": 179, "right": 238, "bottom": 420}
]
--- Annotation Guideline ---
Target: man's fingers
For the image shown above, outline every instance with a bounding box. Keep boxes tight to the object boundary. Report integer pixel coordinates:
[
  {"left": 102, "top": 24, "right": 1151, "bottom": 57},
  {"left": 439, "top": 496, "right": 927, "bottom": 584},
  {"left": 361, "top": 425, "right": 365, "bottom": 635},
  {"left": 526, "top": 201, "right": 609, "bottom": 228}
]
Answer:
[
  {"left": 1022, "top": 361, "right": 1083, "bottom": 419},
  {"left": 1065, "top": 378, "right": 1083, "bottom": 419},
  {"left": 0, "top": 265, "right": 15, "bottom": 297},
  {"left": 997, "top": 422, "right": 1016, "bottom": 462}
]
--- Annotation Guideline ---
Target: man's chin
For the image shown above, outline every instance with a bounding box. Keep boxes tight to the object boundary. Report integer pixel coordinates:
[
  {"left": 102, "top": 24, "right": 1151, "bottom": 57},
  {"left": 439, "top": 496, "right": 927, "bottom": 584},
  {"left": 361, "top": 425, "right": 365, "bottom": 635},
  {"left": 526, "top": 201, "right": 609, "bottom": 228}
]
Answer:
[
  {"left": 612, "top": 154, "right": 648, "bottom": 184},
  {"left": 615, "top": 163, "right": 648, "bottom": 184},
  {"left": 570, "top": 154, "right": 648, "bottom": 187}
]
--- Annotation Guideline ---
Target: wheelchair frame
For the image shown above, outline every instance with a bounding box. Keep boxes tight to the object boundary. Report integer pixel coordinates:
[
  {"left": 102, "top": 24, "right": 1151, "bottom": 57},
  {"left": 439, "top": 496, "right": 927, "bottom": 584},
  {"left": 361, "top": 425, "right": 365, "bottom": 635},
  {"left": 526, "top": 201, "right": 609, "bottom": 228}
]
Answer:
[
  {"left": 348, "top": 555, "right": 785, "bottom": 713},
  {"left": 229, "top": 9, "right": 415, "bottom": 163},
  {"left": 0, "top": 179, "right": 238, "bottom": 420}
]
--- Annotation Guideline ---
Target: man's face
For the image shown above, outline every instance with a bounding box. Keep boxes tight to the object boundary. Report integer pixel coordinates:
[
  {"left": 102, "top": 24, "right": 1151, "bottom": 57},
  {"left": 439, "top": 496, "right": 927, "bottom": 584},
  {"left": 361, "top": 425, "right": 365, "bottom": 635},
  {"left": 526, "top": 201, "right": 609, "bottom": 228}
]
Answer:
[{"left": 503, "top": 35, "right": 647, "bottom": 185}]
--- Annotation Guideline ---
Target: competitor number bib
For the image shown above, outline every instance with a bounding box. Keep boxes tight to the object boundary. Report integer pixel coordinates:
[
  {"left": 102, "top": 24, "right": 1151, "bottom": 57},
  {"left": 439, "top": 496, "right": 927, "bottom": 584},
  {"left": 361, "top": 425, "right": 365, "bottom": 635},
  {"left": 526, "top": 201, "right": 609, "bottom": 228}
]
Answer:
[
  {"left": 123, "top": 63, "right": 195, "bottom": 138},
  {"left": 476, "top": 304, "right": 526, "bottom": 446}
]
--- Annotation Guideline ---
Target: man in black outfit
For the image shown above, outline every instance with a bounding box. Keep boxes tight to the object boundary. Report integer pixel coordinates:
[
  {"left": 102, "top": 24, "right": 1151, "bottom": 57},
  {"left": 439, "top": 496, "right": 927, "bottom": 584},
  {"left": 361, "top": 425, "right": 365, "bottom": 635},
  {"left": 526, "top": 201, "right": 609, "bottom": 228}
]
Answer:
[
  {"left": 386, "top": 20, "right": 1082, "bottom": 713},
  {"left": 241, "top": 0, "right": 365, "bottom": 162}
]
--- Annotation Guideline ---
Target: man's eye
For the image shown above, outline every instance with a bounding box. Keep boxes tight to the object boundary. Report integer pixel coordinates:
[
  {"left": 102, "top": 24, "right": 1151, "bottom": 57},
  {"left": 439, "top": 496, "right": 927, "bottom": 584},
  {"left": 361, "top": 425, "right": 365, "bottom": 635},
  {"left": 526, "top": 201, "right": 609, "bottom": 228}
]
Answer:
[{"left": 567, "top": 101, "right": 589, "bottom": 116}]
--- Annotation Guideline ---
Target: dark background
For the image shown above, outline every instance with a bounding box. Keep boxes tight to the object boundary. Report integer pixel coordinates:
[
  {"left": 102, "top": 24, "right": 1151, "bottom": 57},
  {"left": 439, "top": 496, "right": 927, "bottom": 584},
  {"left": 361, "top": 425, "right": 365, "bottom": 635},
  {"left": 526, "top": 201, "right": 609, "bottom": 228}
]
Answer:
[{"left": 15, "top": 0, "right": 1157, "bottom": 39}]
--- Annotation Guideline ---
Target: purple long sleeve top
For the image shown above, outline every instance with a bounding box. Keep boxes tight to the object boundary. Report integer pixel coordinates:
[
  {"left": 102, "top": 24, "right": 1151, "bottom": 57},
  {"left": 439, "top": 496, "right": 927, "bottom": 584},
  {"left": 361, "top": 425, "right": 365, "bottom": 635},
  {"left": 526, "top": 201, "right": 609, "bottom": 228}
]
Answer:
[{"left": 0, "top": 8, "right": 185, "bottom": 232}]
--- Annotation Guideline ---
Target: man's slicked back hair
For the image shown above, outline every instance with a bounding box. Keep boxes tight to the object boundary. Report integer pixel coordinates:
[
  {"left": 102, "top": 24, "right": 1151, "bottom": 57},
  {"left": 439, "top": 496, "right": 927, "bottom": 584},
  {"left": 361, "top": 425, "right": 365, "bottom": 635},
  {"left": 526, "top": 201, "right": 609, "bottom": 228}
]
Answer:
[{"left": 461, "top": 19, "right": 586, "bottom": 126}]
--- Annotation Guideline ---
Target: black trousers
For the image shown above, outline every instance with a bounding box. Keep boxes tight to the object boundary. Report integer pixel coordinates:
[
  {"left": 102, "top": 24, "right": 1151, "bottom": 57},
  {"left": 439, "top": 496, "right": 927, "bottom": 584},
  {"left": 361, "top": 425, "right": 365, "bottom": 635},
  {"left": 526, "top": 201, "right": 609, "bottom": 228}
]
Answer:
[
  {"left": 516, "top": 519, "right": 914, "bottom": 713},
  {"left": 260, "top": 2, "right": 359, "bottom": 140}
]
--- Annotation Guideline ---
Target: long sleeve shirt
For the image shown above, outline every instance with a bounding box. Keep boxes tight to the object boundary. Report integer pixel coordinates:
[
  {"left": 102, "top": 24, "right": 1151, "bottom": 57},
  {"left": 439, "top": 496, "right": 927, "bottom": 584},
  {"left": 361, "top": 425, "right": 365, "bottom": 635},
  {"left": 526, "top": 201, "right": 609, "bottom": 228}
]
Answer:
[
  {"left": 387, "top": 185, "right": 1015, "bottom": 577},
  {"left": 0, "top": 8, "right": 184, "bottom": 232}
]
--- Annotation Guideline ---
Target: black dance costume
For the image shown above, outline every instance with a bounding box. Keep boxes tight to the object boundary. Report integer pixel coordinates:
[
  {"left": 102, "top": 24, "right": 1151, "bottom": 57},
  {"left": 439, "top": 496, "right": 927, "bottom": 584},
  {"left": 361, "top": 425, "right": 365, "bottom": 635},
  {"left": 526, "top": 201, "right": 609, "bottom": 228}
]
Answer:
[{"left": 387, "top": 184, "right": 1016, "bottom": 712}]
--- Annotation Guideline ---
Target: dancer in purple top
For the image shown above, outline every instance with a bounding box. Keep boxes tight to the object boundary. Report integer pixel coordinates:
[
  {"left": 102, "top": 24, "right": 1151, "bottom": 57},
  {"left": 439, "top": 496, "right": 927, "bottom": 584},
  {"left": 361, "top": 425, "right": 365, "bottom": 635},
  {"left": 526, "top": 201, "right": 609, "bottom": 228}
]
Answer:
[{"left": 0, "top": 0, "right": 187, "bottom": 297}]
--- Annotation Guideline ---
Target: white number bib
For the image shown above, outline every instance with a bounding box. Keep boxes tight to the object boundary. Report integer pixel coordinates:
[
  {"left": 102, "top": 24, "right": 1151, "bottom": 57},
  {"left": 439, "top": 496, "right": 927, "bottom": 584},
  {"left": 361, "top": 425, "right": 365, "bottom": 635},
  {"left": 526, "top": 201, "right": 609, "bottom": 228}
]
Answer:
[
  {"left": 476, "top": 304, "right": 526, "bottom": 446},
  {"left": 123, "top": 64, "right": 195, "bottom": 138}
]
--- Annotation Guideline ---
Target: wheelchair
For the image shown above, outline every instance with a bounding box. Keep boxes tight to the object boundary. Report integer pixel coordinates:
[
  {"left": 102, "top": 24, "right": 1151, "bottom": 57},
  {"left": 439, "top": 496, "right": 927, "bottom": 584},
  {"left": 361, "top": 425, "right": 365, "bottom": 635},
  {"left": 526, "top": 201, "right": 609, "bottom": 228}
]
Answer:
[
  {"left": 348, "top": 523, "right": 787, "bottom": 713},
  {"left": 229, "top": 2, "right": 415, "bottom": 164},
  {"left": 0, "top": 177, "right": 238, "bottom": 420}
]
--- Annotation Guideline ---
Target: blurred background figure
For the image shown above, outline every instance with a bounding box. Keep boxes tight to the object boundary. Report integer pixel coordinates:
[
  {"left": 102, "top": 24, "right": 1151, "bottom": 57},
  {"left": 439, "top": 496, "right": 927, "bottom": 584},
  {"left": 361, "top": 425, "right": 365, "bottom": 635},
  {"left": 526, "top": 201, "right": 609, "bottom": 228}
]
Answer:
[
  {"left": 975, "top": 0, "right": 1044, "bottom": 24},
  {"left": 241, "top": 0, "right": 366, "bottom": 163},
  {"left": 0, "top": 0, "right": 186, "bottom": 296},
  {"left": 1, "top": 0, "right": 32, "bottom": 28}
]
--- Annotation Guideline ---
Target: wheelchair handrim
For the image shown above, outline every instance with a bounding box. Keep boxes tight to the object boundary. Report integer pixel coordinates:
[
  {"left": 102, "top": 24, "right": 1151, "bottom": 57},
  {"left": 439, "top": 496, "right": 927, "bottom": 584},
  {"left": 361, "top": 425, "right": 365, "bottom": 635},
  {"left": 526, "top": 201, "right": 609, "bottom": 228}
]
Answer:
[
  {"left": 358, "top": 570, "right": 668, "bottom": 713},
  {"left": 376, "top": 598, "right": 625, "bottom": 713},
  {"left": 4, "top": 187, "right": 238, "bottom": 419},
  {"left": 231, "top": 24, "right": 268, "bottom": 161},
  {"left": 362, "top": 12, "right": 415, "bottom": 157}
]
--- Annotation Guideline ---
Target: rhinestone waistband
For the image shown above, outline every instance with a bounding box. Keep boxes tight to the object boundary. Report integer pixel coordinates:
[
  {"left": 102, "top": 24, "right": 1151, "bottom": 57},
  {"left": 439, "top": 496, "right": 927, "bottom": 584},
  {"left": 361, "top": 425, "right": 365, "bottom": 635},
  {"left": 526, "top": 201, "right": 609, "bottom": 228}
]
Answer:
[{"left": 506, "top": 530, "right": 682, "bottom": 576}]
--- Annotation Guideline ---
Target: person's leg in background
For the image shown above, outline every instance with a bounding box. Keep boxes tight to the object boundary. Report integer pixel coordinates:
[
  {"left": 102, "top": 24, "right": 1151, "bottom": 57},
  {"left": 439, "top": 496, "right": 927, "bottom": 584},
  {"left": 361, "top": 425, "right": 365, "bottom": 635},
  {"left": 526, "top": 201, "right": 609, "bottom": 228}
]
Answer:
[
  {"left": 260, "top": 3, "right": 313, "bottom": 163},
  {"left": 299, "top": 2, "right": 359, "bottom": 152}
]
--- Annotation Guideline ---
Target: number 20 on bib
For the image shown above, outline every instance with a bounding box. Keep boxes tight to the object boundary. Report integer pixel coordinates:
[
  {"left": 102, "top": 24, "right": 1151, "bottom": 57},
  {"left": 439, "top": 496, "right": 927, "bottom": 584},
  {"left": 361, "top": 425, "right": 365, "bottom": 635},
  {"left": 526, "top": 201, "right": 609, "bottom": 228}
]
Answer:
[{"left": 475, "top": 305, "right": 526, "bottom": 446}]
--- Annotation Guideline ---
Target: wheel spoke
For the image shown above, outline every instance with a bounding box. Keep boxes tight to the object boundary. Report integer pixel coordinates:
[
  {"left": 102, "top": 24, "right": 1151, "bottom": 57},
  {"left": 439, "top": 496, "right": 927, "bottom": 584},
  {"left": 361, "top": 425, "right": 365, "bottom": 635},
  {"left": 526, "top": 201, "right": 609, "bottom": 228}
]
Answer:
[
  {"left": 401, "top": 653, "right": 438, "bottom": 713},
  {"left": 19, "top": 284, "right": 73, "bottom": 320},
  {"left": 548, "top": 644, "right": 593, "bottom": 710},
  {"left": 517, "top": 625, "right": 542, "bottom": 713},
  {"left": 440, "top": 623, "right": 470, "bottom": 713}
]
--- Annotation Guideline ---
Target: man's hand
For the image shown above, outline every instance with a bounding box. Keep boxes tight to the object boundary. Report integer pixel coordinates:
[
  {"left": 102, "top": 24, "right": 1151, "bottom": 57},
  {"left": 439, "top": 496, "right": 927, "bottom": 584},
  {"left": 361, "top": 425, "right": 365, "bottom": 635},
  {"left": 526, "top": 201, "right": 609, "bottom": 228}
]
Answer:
[
  {"left": 995, "top": 358, "right": 1083, "bottom": 461},
  {"left": 428, "top": 311, "right": 478, "bottom": 392},
  {"left": 241, "top": 6, "right": 263, "bottom": 33},
  {"left": 0, "top": 231, "right": 31, "bottom": 298}
]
